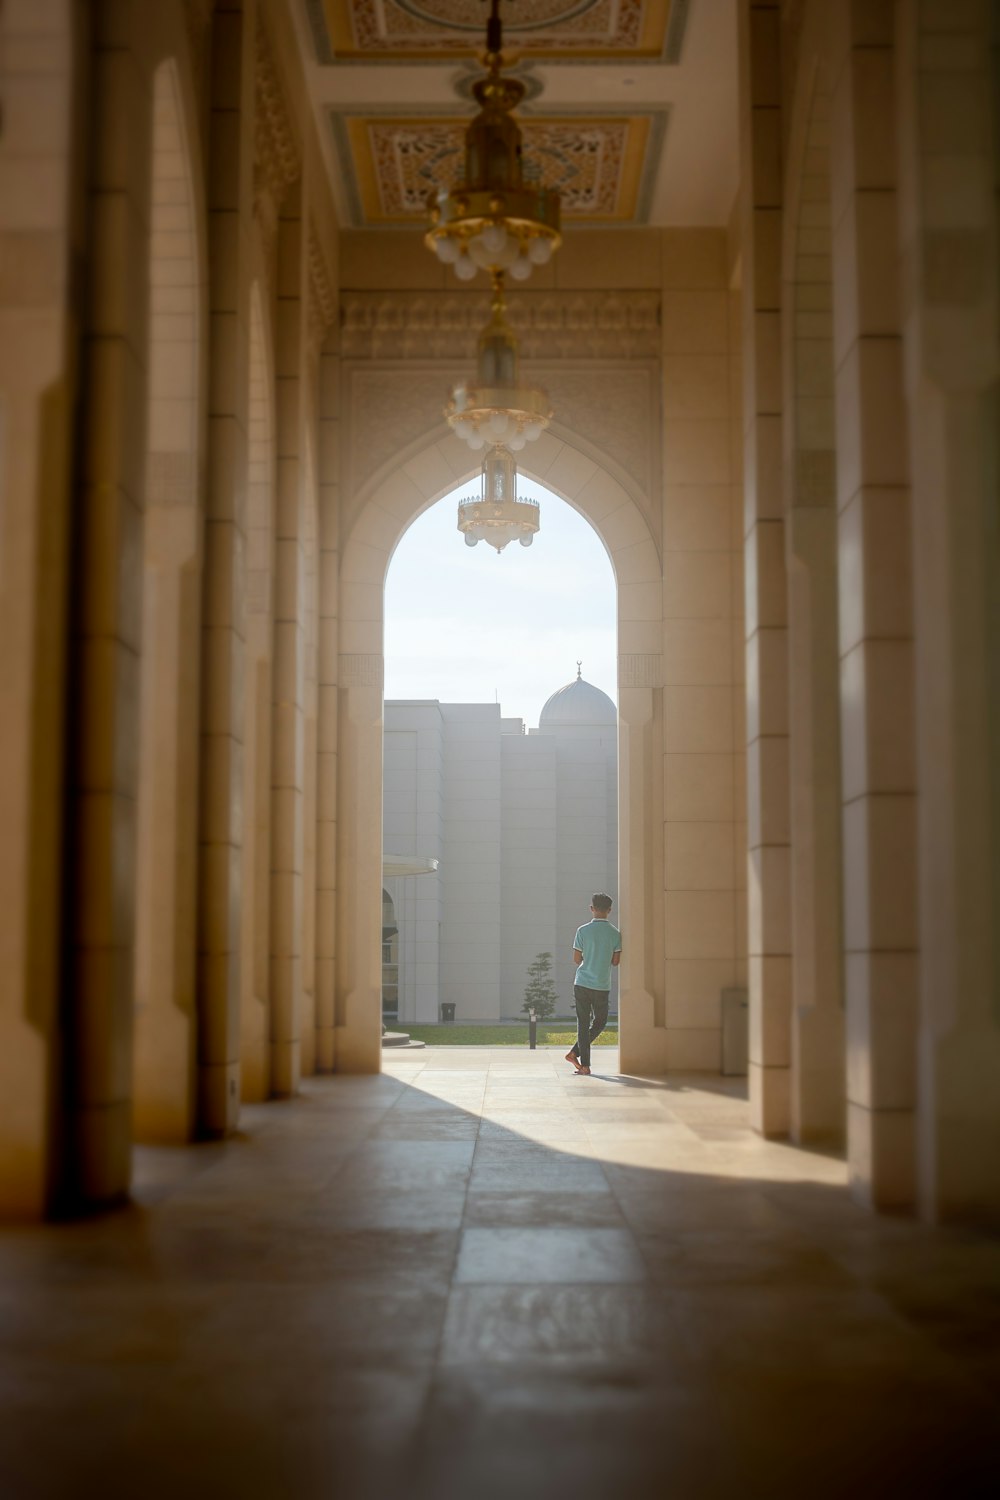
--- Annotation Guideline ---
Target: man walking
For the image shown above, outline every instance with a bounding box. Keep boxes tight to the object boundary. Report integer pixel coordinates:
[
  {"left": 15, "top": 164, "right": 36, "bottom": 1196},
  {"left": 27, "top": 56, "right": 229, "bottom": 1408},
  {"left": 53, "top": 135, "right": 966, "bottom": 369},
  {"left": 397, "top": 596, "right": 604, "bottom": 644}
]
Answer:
[{"left": 565, "top": 893, "right": 621, "bottom": 1075}]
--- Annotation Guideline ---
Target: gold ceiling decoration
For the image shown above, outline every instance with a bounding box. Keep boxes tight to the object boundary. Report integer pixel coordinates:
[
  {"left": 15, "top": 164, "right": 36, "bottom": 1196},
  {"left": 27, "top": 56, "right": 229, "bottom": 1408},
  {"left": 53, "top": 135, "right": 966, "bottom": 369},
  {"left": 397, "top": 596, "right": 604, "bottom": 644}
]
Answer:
[
  {"left": 346, "top": 115, "right": 651, "bottom": 224},
  {"left": 323, "top": 0, "right": 671, "bottom": 59}
]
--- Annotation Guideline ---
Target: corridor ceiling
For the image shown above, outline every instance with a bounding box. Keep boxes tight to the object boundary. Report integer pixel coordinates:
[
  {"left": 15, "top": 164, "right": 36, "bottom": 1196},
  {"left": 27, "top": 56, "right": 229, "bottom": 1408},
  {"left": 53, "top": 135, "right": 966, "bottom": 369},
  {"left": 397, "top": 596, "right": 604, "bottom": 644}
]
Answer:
[{"left": 292, "top": 0, "right": 739, "bottom": 231}]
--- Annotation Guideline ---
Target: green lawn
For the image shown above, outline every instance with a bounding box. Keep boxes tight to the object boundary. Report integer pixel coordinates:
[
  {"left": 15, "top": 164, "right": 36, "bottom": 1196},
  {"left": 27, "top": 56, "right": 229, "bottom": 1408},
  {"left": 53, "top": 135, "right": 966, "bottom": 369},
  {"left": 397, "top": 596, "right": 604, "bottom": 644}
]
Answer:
[{"left": 398, "top": 1024, "right": 618, "bottom": 1047}]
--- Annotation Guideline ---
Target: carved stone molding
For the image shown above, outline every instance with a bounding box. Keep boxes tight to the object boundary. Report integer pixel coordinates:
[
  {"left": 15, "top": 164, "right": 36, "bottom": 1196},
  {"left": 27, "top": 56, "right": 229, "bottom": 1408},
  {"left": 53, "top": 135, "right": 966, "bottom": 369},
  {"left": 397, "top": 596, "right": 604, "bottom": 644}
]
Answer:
[
  {"left": 339, "top": 653, "right": 384, "bottom": 688},
  {"left": 346, "top": 362, "right": 657, "bottom": 504},
  {"left": 619, "top": 654, "right": 661, "bottom": 688},
  {"left": 307, "top": 221, "right": 337, "bottom": 360},
  {"left": 544, "top": 366, "right": 655, "bottom": 494},
  {"left": 349, "top": 370, "right": 448, "bottom": 497},
  {"left": 341, "top": 291, "right": 661, "bottom": 361},
  {"left": 254, "top": 19, "right": 301, "bottom": 275}
]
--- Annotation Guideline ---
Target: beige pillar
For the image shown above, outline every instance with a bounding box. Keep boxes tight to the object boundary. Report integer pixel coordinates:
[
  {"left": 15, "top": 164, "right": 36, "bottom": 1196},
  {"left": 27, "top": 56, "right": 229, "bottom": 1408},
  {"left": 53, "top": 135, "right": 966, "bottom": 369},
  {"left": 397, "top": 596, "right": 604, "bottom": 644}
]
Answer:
[
  {"left": 335, "top": 654, "right": 384, "bottom": 1075},
  {"left": 739, "top": 0, "right": 793, "bottom": 1135},
  {"left": 660, "top": 231, "right": 747, "bottom": 1075},
  {"left": 617, "top": 675, "right": 666, "bottom": 1076},
  {"left": 299, "top": 429, "right": 320, "bottom": 1077},
  {"left": 62, "top": 2, "right": 152, "bottom": 1204},
  {"left": 239, "top": 283, "right": 275, "bottom": 1101},
  {"left": 132, "top": 59, "right": 204, "bottom": 1143},
  {"left": 315, "top": 347, "right": 339, "bottom": 1072},
  {"left": 0, "top": 0, "right": 79, "bottom": 1215},
  {"left": 270, "top": 189, "right": 305, "bottom": 1095},
  {"left": 198, "top": 0, "right": 252, "bottom": 1134},
  {"left": 830, "top": 5, "right": 919, "bottom": 1210},
  {"left": 897, "top": 0, "right": 1000, "bottom": 1223},
  {"left": 783, "top": 53, "right": 845, "bottom": 1143}
]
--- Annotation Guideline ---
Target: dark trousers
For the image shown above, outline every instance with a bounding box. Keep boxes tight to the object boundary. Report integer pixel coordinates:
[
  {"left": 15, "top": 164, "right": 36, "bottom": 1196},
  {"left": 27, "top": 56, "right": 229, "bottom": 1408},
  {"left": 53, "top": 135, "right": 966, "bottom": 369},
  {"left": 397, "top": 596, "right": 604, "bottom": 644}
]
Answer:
[{"left": 572, "top": 986, "right": 609, "bottom": 1069}]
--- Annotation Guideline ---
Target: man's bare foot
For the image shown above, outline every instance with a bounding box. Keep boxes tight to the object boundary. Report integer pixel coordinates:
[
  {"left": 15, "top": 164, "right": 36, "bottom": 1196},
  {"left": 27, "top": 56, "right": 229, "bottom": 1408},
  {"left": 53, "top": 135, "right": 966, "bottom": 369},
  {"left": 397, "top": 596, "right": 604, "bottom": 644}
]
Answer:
[
  {"left": 579, "top": 1066, "right": 591, "bottom": 1075},
  {"left": 565, "top": 1049, "right": 583, "bottom": 1072}
]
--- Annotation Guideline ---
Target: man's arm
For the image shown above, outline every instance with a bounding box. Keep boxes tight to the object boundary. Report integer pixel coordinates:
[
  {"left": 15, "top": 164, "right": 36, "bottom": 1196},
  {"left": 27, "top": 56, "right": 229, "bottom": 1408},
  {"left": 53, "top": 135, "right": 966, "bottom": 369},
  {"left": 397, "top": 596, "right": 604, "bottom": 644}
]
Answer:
[
  {"left": 611, "top": 949, "right": 621, "bottom": 968},
  {"left": 573, "top": 948, "right": 583, "bottom": 967}
]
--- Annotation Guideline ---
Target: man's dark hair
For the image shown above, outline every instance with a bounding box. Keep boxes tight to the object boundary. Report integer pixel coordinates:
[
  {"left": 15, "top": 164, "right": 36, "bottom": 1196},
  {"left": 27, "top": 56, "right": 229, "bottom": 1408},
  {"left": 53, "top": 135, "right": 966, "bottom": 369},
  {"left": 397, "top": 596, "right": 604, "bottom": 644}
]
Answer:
[{"left": 592, "top": 893, "right": 613, "bottom": 913}]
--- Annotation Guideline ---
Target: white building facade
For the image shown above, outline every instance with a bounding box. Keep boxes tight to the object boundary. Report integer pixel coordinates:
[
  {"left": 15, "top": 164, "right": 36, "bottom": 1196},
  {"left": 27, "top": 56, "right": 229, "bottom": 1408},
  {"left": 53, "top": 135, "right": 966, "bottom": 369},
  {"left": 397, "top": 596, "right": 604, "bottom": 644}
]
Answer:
[{"left": 383, "top": 674, "right": 618, "bottom": 1024}]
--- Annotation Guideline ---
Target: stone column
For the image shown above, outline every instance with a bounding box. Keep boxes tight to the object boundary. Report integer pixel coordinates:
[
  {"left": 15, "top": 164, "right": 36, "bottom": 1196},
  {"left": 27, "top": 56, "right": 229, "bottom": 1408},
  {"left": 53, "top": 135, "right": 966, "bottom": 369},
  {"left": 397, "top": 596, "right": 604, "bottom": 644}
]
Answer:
[
  {"left": 617, "top": 671, "right": 665, "bottom": 1076},
  {"left": 315, "top": 346, "right": 339, "bottom": 1071},
  {"left": 0, "top": 0, "right": 79, "bottom": 1215},
  {"left": 660, "top": 230, "right": 746, "bottom": 1076},
  {"left": 784, "top": 62, "right": 845, "bottom": 1143},
  {"left": 739, "top": 0, "right": 793, "bottom": 1135},
  {"left": 132, "top": 60, "right": 203, "bottom": 1143},
  {"left": 62, "top": 1, "right": 151, "bottom": 1204},
  {"left": 830, "top": 4, "right": 919, "bottom": 1210},
  {"left": 197, "top": 0, "right": 253, "bottom": 1134},
  {"left": 896, "top": 0, "right": 1000, "bottom": 1223},
  {"left": 269, "top": 187, "right": 305, "bottom": 1095},
  {"left": 335, "top": 652, "right": 384, "bottom": 1074},
  {"left": 239, "top": 284, "right": 275, "bottom": 1102}
]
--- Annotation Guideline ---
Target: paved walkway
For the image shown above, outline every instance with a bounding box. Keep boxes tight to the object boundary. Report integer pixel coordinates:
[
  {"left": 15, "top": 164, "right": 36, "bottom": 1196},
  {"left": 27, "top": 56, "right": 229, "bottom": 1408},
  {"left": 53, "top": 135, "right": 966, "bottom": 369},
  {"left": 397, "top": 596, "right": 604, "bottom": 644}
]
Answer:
[{"left": 1, "top": 1048, "right": 997, "bottom": 1499}]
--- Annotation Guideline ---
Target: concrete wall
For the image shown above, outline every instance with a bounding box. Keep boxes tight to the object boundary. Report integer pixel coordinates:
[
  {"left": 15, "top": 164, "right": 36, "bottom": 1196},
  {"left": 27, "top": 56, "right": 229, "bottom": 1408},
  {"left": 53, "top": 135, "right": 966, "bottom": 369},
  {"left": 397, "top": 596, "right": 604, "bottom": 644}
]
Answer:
[{"left": 384, "top": 694, "right": 618, "bottom": 1023}]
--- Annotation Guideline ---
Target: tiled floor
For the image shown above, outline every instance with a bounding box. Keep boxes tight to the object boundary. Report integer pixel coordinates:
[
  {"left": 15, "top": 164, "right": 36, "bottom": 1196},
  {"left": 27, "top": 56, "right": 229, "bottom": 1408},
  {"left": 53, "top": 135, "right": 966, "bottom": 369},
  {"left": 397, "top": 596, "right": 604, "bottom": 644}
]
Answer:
[{"left": 1, "top": 1048, "right": 998, "bottom": 1499}]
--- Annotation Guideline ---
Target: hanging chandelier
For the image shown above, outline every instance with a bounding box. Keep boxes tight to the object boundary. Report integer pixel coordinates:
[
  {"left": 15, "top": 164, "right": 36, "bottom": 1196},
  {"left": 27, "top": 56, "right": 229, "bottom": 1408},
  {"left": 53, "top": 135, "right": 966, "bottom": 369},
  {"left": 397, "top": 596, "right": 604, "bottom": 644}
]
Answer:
[
  {"left": 424, "top": 0, "right": 562, "bottom": 554},
  {"left": 425, "top": 0, "right": 561, "bottom": 284},
  {"left": 457, "top": 445, "right": 540, "bottom": 552},
  {"left": 446, "top": 276, "right": 552, "bottom": 453}
]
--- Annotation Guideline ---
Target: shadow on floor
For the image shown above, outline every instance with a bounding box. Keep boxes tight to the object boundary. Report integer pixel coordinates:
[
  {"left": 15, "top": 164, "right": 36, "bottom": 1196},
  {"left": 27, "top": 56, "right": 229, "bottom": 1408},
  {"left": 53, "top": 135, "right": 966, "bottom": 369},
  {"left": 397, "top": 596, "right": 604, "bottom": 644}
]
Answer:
[{"left": 0, "top": 1049, "right": 998, "bottom": 1500}]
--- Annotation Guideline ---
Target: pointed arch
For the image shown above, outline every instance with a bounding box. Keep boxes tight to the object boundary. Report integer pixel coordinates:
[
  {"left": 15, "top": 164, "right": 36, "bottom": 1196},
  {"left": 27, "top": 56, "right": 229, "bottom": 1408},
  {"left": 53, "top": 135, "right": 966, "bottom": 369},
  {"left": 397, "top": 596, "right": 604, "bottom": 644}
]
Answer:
[{"left": 332, "top": 425, "right": 664, "bottom": 1075}]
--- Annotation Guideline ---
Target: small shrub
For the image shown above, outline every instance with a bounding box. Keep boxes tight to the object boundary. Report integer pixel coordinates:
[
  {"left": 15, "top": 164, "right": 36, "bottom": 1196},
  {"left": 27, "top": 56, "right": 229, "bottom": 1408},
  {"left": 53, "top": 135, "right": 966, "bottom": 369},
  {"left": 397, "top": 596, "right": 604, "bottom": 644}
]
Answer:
[{"left": 521, "top": 952, "right": 559, "bottom": 1022}]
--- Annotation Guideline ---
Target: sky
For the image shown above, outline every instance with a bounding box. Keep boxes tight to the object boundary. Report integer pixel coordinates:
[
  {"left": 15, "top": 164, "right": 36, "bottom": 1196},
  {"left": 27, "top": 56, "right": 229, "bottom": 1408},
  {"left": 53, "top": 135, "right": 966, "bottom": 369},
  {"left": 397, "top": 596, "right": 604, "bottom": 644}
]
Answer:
[{"left": 384, "top": 476, "right": 618, "bottom": 729}]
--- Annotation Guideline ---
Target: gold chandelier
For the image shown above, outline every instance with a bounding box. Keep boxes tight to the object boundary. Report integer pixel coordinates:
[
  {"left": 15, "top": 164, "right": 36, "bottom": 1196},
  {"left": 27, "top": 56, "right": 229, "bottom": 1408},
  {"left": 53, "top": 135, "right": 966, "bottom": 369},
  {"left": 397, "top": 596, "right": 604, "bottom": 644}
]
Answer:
[
  {"left": 425, "top": 0, "right": 561, "bottom": 284},
  {"left": 457, "top": 446, "right": 541, "bottom": 552},
  {"left": 424, "top": 0, "right": 563, "bottom": 552},
  {"left": 446, "top": 276, "right": 552, "bottom": 454}
]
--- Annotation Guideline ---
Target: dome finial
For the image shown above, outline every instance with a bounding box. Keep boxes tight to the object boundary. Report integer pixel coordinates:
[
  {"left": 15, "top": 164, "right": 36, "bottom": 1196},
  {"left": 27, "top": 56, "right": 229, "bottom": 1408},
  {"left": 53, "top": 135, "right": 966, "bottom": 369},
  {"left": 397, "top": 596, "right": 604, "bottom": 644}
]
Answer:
[{"left": 576, "top": 660, "right": 582, "bottom": 680}]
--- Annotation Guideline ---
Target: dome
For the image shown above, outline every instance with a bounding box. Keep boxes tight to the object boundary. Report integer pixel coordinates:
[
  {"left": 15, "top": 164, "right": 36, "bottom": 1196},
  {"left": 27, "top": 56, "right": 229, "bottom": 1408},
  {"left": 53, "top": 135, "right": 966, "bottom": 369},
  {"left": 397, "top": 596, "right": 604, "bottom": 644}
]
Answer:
[{"left": 539, "top": 668, "right": 617, "bottom": 728}]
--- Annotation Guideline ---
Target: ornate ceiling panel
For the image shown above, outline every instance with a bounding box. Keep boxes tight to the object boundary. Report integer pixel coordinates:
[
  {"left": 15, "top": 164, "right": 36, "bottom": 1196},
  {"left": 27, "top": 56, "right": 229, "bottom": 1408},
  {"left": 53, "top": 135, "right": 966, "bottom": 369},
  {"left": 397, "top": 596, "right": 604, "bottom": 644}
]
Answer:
[
  {"left": 341, "top": 112, "right": 657, "bottom": 224},
  {"left": 299, "top": 0, "right": 739, "bottom": 229},
  {"left": 317, "top": 0, "right": 673, "bottom": 60}
]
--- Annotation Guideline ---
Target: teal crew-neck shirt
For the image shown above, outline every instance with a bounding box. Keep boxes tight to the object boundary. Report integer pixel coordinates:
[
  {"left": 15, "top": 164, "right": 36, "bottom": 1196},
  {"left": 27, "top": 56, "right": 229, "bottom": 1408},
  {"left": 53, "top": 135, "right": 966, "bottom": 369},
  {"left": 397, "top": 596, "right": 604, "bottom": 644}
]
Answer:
[{"left": 573, "top": 918, "right": 622, "bottom": 992}]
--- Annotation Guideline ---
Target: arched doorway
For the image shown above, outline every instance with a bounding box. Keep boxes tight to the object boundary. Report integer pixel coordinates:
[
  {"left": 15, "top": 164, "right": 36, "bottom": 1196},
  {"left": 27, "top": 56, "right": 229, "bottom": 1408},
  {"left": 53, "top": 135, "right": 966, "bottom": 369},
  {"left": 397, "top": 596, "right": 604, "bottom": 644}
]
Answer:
[
  {"left": 382, "top": 478, "right": 619, "bottom": 1029},
  {"left": 333, "top": 425, "right": 664, "bottom": 1075}
]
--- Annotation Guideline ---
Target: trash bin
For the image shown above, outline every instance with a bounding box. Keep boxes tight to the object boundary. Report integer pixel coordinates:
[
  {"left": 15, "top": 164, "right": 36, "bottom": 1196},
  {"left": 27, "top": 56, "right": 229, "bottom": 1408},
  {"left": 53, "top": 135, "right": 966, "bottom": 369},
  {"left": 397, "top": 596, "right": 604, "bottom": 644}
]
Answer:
[{"left": 440, "top": 1002, "right": 456, "bottom": 1025}]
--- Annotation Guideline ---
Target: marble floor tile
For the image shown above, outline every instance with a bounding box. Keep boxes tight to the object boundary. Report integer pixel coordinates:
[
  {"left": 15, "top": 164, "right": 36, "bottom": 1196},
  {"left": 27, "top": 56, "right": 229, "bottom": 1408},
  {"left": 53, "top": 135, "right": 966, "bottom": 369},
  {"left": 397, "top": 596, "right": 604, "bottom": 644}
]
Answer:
[
  {"left": 455, "top": 1226, "right": 647, "bottom": 1284},
  {"left": 1, "top": 1048, "right": 997, "bottom": 1500}
]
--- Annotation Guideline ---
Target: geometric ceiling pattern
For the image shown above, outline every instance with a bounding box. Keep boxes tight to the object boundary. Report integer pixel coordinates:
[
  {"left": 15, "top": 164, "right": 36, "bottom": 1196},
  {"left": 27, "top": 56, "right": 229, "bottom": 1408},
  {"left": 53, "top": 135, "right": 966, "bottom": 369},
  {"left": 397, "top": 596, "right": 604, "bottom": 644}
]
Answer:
[
  {"left": 345, "top": 113, "right": 654, "bottom": 222},
  {"left": 320, "top": 0, "right": 673, "bottom": 60},
  {"left": 300, "top": 0, "right": 739, "bottom": 231}
]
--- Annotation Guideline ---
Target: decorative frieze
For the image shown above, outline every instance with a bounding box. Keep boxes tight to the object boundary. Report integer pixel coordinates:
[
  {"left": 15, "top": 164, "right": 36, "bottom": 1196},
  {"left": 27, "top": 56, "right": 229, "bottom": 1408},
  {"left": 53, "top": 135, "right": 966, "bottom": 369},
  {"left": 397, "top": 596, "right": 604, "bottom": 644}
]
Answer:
[
  {"left": 347, "top": 362, "right": 656, "bottom": 498},
  {"left": 341, "top": 291, "right": 660, "bottom": 361},
  {"left": 254, "top": 19, "right": 301, "bottom": 273},
  {"left": 545, "top": 367, "right": 655, "bottom": 493},
  {"left": 307, "top": 221, "right": 337, "bottom": 359}
]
